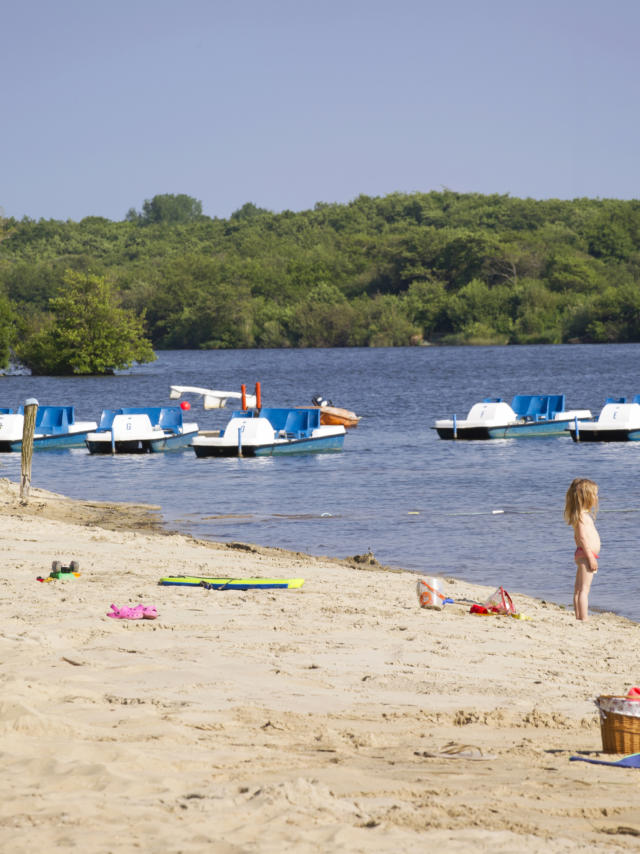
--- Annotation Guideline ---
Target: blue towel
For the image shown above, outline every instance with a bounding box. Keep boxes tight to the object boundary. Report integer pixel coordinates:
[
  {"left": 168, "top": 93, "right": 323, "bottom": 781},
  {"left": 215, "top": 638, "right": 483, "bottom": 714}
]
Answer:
[{"left": 570, "top": 753, "right": 640, "bottom": 767}]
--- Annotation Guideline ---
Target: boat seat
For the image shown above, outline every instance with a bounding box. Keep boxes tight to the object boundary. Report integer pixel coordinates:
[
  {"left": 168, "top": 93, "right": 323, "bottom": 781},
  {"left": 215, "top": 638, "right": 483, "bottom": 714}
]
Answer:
[
  {"left": 511, "top": 395, "right": 545, "bottom": 421},
  {"left": 159, "top": 408, "right": 183, "bottom": 433},
  {"left": 511, "top": 394, "right": 565, "bottom": 422},
  {"left": 283, "top": 409, "right": 313, "bottom": 438},
  {"left": 97, "top": 409, "right": 120, "bottom": 431},
  {"left": 37, "top": 406, "right": 72, "bottom": 431},
  {"left": 547, "top": 394, "right": 565, "bottom": 416},
  {"left": 242, "top": 407, "right": 322, "bottom": 439}
]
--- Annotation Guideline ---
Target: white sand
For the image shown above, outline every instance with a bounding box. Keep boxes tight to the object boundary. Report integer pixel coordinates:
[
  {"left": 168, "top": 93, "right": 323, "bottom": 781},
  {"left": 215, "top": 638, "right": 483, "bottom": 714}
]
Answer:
[{"left": 0, "top": 478, "right": 639, "bottom": 852}]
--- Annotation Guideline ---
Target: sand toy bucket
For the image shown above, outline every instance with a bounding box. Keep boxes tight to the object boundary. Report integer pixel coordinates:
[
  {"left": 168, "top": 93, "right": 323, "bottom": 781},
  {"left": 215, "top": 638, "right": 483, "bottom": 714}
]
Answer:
[{"left": 417, "top": 577, "right": 442, "bottom": 610}]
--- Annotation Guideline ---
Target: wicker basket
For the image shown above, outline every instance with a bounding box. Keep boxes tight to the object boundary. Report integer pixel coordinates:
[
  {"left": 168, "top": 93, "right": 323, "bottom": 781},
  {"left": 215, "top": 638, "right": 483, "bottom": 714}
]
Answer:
[{"left": 597, "top": 695, "right": 640, "bottom": 753}]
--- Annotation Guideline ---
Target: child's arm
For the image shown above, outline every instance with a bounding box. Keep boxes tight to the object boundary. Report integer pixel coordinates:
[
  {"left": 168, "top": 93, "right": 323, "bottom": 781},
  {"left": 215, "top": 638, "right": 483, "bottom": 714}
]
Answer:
[{"left": 575, "top": 519, "right": 598, "bottom": 572}]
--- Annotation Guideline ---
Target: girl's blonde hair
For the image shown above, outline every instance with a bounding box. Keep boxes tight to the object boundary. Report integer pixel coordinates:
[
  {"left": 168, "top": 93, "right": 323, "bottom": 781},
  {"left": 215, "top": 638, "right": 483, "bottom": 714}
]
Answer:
[{"left": 564, "top": 478, "right": 598, "bottom": 526}]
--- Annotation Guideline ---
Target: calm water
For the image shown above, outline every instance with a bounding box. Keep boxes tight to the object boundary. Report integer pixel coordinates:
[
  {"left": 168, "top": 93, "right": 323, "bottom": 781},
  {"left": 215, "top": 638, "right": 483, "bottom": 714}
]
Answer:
[{"left": 2, "top": 344, "right": 640, "bottom": 620}]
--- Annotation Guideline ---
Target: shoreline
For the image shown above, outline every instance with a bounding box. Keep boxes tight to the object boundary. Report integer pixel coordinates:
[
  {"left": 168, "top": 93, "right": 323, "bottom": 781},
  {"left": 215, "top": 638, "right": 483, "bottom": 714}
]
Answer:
[
  {"left": 1, "top": 477, "right": 640, "bottom": 851},
  {"left": 14, "top": 476, "right": 614, "bottom": 623}
]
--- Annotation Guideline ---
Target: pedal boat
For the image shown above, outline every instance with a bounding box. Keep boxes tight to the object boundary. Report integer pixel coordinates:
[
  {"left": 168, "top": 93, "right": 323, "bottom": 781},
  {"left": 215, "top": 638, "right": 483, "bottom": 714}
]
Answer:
[
  {"left": 0, "top": 405, "right": 98, "bottom": 452},
  {"left": 434, "top": 395, "right": 592, "bottom": 440},
  {"left": 570, "top": 397, "right": 640, "bottom": 442},
  {"left": 191, "top": 407, "right": 345, "bottom": 457},
  {"left": 85, "top": 407, "right": 198, "bottom": 453}
]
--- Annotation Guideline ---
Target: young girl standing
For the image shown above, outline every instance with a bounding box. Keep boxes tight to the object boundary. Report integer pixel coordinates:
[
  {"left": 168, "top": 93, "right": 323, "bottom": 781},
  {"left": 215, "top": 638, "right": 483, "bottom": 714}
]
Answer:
[{"left": 564, "top": 478, "right": 600, "bottom": 621}]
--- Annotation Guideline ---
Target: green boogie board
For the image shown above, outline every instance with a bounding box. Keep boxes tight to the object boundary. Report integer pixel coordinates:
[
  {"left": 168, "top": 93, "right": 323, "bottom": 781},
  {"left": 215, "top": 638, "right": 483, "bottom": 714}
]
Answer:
[{"left": 159, "top": 576, "right": 304, "bottom": 590}]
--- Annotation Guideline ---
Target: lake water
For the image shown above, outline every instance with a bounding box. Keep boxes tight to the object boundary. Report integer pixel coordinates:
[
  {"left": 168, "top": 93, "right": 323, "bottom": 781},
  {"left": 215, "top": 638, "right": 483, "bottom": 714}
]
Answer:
[{"left": 2, "top": 344, "right": 640, "bottom": 621}]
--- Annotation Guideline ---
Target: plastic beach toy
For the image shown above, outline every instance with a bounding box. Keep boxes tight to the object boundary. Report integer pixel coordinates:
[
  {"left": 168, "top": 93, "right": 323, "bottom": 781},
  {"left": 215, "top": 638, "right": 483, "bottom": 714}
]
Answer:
[
  {"left": 107, "top": 604, "right": 157, "bottom": 620},
  {"left": 417, "top": 577, "right": 443, "bottom": 609},
  {"left": 416, "top": 577, "right": 454, "bottom": 609}
]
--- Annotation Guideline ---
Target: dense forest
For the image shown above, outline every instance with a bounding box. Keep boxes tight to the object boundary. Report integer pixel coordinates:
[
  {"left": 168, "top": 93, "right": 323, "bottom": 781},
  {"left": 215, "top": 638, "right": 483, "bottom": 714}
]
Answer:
[{"left": 1, "top": 190, "right": 640, "bottom": 371}]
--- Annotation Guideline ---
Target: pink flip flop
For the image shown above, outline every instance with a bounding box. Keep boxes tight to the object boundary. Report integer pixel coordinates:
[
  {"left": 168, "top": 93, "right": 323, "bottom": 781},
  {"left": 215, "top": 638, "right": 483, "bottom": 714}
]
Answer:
[{"left": 107, "top": 604, "right": 144, "bottom": 620}]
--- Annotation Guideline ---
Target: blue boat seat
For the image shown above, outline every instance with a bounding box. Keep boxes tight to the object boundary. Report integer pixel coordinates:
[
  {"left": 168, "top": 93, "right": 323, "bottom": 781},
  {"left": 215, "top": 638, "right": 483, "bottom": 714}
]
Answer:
[
  {"left": 224, "top": 407, "right": 322, "bottom": 440},
  {"left": 282, "top": 410, "right": 303, "bottom": 437},
  {"left": 511, "top": 394, "right": 565, "bottom": 422},
  {"left": 288, "top": 409, "right": 316, "bottom": 436},
  {"left": 547, "top": 394, "right": 565, "bottom": 416},
  {"left": 159, "top": 407, "right": 184, "bottom": 433},
  {"left": 36, "top": 405, "right": 73, "bottom": 432},
  {"left": 237, "top": 407, "right": 321, "bottom": 439},
  {"left": 96, "top": 409, "right": 120, "bottom": 431},
  {"left": 606, "top": 397, "right": 627, "bottom": 404}
]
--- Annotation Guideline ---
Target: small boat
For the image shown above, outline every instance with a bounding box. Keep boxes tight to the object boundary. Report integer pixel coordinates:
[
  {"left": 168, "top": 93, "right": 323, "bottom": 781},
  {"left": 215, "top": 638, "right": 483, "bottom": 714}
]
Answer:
[
  {"left": 0, "top": 405, "right": 98, "bottom": 452},
  {"left": 169, "top": 385, "right": 257, "bottom": 409},
  {"left": 434, "top": 394, "right": 592, "bottom": 440},
  {"left": 311, "top": 395, "right": 361, "bottom": 428},
  {"left": 570, "top": 397, "right": 640, "bottom": 442},
  {"left": 191, "top": 407, "right": 346, "bottom": 457},
  {"left": 85, "top": 407, "right": 198, "bottom": 454}
]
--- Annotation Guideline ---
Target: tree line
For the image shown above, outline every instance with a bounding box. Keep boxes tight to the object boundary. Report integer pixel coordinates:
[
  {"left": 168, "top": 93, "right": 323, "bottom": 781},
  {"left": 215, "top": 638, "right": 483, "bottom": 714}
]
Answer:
[{"left": 0, "top": 190, "right": 639, "bottom": 373}]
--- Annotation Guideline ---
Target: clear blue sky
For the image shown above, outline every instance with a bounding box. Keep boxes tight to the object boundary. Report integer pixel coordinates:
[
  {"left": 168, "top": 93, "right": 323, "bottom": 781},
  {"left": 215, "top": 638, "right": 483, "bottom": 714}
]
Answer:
[{"left": 2, "top": 0, "right": 638, "bottom": 222}]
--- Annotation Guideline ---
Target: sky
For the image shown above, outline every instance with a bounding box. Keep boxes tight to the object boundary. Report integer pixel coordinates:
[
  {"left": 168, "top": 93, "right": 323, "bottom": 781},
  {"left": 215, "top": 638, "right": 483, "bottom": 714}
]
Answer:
[{"left": 1, "top": 0, "right": 639, "bottom": 222}]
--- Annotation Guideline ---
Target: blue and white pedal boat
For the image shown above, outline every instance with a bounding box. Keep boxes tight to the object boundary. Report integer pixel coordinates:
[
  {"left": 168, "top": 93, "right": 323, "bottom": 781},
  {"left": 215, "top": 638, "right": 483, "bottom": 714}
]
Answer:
[
  {"left": 85, "top": 407, "right": 198, "bottom": 454},
  {"left": 0, "top": 405, "right": 98, "bottom": 452},
  {"left": 570, "top": 397, "right": 640, "bottom": 442},
  {"left": 434, "top": 395, "right": 592, "bottom": 440},
  {"left": 191, "top": 407, "right": 346, "bottom": 457}
]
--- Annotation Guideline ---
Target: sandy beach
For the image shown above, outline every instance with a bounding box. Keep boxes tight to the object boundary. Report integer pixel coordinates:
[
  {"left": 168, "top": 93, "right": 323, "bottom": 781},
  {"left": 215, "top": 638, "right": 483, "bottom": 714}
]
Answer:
[{"left": 1, "top": 477, "right": 639, "bottom": 853}]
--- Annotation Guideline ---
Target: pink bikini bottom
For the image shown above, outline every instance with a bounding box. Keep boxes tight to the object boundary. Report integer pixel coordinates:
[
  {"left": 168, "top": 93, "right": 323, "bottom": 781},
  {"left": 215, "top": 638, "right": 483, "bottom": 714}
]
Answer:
[{"left": 575, "top": 547, "right": 599, "bottom": 559}]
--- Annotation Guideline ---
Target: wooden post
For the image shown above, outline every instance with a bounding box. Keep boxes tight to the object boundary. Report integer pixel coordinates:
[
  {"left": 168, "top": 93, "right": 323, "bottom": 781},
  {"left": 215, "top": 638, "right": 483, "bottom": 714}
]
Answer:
[{"left": 20, "top": 398, "right": 38, "bottom": 501}]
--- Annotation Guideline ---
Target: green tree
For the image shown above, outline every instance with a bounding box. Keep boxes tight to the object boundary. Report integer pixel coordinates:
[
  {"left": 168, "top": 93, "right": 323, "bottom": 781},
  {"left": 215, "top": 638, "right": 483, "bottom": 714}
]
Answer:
[
  {"left": 230, "top": 202, "right": 271, "bottom": 221},
  {"left": 511, "top": 279, "right": 562, "bottom": 344},
  {"left": 434, "top": 230, "right": 500, "bottom": 290},
  {"left": 0, "top": 291, "right": 16, "bottom": 369},
  {"left": 349, "top": 294, "right": 419, "bottom": 346},
  {"left": 4, "top": 191, "right": 640, "bottom": 349},
  {"left": 403, "top": 279, "right": 448, "bottom": 339},
  {"left": 445, "top": 278, "right": 514, "bottom": 341},
  {"left": 544, "top": 250, "right": 600, "bottom": 293},
  {"left": 16, "top": 270, "right": 156, "bottom": 375},
  {"left": 287, "top": 282, "right": 353, "bottom": 346},
  {"left": 130, "top": 194, "right": 203, "bottom": 225}
]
